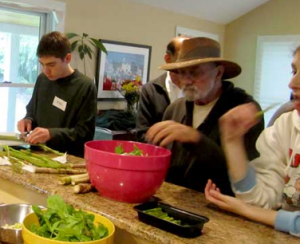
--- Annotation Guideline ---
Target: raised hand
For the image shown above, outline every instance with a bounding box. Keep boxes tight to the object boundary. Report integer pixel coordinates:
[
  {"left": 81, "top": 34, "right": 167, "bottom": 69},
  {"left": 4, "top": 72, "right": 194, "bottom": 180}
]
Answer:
[{"left": 219, "top": 103, "right": 260, "bottom": 143}]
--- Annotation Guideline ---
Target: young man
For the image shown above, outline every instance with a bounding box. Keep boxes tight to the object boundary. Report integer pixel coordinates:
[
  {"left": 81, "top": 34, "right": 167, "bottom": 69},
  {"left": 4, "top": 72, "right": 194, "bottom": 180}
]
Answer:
[
  {"left": 146, "top": 37, "right": 264, "bottom": 195},
  {"left": 17, "top": 31, "right": 97, "bottom": 157},
  {"left": 136, "top": 36, "right": 188, "bottom": 141}
]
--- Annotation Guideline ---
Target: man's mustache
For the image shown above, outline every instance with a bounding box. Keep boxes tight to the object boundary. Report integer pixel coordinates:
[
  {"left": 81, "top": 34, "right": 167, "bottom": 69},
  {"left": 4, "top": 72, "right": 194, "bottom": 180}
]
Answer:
[{"left": 183, "top": 85, "right": 197, "bottom": 91}]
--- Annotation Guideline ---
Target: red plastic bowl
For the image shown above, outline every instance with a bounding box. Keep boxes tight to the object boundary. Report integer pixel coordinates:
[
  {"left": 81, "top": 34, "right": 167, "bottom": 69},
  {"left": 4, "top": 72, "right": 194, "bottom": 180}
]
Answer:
[{"left": 85, "top": 140, "right": 171, "bottom": 203}]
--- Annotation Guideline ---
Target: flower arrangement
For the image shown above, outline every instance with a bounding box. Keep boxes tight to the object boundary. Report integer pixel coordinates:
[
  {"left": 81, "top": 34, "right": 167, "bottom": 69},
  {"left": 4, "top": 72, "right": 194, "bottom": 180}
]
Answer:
[{"left": 120, "top": 77, "right": 142, "bottom": 113}]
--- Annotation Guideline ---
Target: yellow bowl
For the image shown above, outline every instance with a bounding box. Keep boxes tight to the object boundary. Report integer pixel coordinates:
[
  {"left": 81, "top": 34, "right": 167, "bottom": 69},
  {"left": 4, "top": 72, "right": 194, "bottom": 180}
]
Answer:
[{"left": 22, "top": 210, "right": 115, "bottom": 244}]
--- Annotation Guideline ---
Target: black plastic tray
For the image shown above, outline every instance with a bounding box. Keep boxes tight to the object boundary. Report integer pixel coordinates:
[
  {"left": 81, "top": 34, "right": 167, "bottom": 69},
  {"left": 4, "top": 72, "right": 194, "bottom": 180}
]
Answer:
[{"left": 134, "top": 201, "right": 209, "bottom": 238}]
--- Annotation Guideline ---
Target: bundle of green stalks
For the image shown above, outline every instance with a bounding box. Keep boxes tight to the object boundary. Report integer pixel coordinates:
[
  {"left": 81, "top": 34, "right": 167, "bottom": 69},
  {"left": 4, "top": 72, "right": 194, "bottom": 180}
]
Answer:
[
  {"left": 2, "top": 145, "right": 71, "bottom": 169},
  {"left": 0, "top": 133, "right": 64, "bottom": 156}
]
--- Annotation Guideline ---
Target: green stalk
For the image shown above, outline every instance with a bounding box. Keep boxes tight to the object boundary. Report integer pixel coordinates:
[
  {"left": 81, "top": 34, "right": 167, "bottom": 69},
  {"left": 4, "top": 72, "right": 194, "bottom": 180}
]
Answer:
[
  {"left": 20, "top": 149, "right": 70, "bottom": 169},
  {"left": 8, "top": 156, "right": 24, "bottom": 173},
  {"left": 37, "top": 144, "right": 64, "bottom": 156},
  {"left": 0, "top": 135, "right": 21, "bottom": 141},
  {"left": 1, "top": 146, "right": 24, "bottom": 173}
]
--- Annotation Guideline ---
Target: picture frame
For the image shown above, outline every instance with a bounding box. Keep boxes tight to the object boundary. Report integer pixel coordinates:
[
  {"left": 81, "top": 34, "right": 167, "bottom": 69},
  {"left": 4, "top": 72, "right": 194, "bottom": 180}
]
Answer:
[{"left": 96, "top": 39, "right": 152, "bottom": 101}]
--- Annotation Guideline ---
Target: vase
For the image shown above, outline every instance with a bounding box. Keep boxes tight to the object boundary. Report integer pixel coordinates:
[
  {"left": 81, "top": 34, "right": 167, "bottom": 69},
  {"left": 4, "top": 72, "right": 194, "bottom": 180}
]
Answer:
[{"left": 126, "top": 101, "right": 135, "bottom": 114}]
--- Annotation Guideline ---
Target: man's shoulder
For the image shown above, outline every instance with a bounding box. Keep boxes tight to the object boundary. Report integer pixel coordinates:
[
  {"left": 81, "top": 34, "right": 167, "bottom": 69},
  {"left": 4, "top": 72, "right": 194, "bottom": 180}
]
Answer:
[
  {"left": 142, "top": 73, "right": 167, "bottom": 94},
  {"left": 168, "top": 97, "right": 186, "bottom": 110},
  {"left": 71, "top": 70, "right": 95, "bottom": 89},
  {"left": 36, "top": 72, "right": 47, "bottom": 81},
  {"left": 148, "top": 73, "right": 167, "bottom": 87},
  {"left": 223, "top": 81, "right": 258, "bottom": 104},
  {"left": 163, "top": 97, "right": 186, "bottom": 120},
  {"left": 73, "top": 70, "right": 93, "bottom": 83}
]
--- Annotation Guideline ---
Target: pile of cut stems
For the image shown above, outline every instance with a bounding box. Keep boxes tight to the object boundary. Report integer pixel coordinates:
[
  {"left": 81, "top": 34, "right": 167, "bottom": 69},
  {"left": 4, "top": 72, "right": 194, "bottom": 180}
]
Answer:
[{"left": 59, "top": 173, "right": 93, "bottom": 194}]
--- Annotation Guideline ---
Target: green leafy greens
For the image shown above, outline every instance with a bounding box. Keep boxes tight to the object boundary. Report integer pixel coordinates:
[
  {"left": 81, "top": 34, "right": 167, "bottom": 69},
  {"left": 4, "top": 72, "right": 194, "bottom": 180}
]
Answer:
[
  {"left": 144, "top": 207, "right": 182, "bottom": 225},
  {"left": 114, "top": 145, "right": 124, "bottom": 155},
  {"left": 30, "top": 195, "right": 108, "bottom": 241},
  {"left": 115, "top": 144, "right": 145, "bottom": 156}
]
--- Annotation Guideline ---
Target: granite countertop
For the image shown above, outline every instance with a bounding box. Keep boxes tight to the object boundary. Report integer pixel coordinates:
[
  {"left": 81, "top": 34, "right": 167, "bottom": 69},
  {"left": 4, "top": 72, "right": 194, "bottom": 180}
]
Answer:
[{"left": 0, "top": 154, "right": 299, "bottom": 244}]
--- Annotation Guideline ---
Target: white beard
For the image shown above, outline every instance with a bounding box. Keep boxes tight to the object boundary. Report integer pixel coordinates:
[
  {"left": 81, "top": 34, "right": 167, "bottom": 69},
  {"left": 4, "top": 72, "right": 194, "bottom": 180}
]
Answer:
[{"left": 183, "top": 84, "right": 212, "bottom": 102}]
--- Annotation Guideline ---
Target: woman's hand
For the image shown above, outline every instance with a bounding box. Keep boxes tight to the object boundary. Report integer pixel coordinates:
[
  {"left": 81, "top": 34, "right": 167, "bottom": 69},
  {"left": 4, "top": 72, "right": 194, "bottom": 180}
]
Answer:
[
  {"left": 219, "top": 103, "right": 260, "bottom": 143},
  {"left": 205, "top": 179, "right": 277, "bottom": 227},
  {"left": 205, "top": 179, "right": 248, "bottom": 216}
]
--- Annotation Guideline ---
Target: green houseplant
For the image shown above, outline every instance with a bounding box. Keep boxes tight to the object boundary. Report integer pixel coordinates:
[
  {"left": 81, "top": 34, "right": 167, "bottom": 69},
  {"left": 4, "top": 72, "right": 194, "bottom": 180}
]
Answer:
[{"left": 66, "top": 33, "right": 107, "bottom": 75}]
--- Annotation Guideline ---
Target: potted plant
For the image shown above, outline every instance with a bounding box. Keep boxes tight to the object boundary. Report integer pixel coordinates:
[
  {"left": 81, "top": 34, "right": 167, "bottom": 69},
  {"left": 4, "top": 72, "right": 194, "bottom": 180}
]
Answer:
[{"left": 66, "top": 33, "right": 107, "bottom": 75}]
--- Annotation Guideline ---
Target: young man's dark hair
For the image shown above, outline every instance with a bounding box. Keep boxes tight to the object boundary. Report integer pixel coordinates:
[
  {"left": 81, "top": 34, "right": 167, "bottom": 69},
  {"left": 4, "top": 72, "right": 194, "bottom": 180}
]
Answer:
[{"left": 36, "top": 31, "right": 71, "bottom": 59}]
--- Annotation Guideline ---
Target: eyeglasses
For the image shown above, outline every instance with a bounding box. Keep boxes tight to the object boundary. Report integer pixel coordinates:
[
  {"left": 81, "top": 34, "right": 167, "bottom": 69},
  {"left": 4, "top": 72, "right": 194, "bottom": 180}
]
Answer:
[{"left": 177, "top": 64, "right": 219, "bottom": 80}]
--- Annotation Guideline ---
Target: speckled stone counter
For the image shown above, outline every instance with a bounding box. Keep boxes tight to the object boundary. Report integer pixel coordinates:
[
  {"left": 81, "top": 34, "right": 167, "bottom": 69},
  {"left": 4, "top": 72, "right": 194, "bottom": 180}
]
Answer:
[{"left": 0, "top": 154, "right": 299, "bottom": 244}]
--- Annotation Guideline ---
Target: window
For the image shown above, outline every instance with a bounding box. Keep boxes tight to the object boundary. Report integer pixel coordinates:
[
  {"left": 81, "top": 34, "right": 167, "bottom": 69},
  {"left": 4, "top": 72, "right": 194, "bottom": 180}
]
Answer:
[
  {"left": 0, "top": 0, "right": 65, "bottom": 132},
  {"left": 254, "top": 35, "right": 300, "bottom": 126}
]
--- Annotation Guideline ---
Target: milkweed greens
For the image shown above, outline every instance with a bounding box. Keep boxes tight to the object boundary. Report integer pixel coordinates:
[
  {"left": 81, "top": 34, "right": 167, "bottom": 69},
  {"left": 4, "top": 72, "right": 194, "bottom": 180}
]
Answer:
[
  {"left": 115, "top": 144, "right": 146, "bottom": 156},
  {"left": 30, "top": 195, "right": 108, "bottom": 241}
]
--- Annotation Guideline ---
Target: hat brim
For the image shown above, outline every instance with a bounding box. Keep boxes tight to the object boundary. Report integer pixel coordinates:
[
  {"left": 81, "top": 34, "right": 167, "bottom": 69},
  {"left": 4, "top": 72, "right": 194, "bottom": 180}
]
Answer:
[{"left": 159, "top": 58, "right": 242, "bottom": 80}]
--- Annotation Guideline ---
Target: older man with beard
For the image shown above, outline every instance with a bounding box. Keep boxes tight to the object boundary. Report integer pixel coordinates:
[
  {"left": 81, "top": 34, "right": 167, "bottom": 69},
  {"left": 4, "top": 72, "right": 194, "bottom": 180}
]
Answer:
[{"left": 146, "top": 37, "right": 264, "bottom": 195}]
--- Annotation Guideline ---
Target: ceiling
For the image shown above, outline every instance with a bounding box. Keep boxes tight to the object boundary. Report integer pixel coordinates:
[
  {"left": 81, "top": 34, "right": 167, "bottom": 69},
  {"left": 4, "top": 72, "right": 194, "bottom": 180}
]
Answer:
[{"left": 123, "top": 0, "right": 271, "bottom": 24}]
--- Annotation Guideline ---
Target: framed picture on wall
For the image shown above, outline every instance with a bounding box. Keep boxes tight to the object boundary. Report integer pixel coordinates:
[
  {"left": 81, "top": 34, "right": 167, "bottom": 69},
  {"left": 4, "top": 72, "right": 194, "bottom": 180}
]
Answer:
[{"left": 96, "top": 39, "right": 152, "bottom": 101}]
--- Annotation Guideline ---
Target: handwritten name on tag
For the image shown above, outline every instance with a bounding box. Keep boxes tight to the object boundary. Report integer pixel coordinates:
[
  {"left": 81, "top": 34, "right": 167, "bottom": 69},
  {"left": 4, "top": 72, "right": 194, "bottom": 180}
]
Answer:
[{"left": 53, "top": 96, "right": 67, "bottom": 111}]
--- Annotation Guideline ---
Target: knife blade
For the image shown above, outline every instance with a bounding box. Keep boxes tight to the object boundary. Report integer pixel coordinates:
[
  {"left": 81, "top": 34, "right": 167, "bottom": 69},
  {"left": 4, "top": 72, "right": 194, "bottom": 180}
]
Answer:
[{"left": 17, "top": 132, "right": 30, "bottom": 140}]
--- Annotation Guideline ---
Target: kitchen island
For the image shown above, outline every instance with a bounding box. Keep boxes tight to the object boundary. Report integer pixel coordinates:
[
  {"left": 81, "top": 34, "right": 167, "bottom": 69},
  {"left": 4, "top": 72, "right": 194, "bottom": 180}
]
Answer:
[{"left": 0, "top": 154, "right": 298, "bottom": 244}]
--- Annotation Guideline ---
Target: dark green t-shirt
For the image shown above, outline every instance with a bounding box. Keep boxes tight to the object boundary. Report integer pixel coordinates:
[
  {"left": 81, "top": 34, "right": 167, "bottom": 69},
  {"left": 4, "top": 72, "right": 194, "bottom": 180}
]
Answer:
[{"left": 25, "top": 69, "right": 97, "bottom": 157}]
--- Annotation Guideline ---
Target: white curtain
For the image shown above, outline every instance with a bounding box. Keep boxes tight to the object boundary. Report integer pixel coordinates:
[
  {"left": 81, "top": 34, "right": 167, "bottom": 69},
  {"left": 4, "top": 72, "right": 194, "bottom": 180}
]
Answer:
[{"left": 254, "top": 35, "right": 300, "bottom": 125}]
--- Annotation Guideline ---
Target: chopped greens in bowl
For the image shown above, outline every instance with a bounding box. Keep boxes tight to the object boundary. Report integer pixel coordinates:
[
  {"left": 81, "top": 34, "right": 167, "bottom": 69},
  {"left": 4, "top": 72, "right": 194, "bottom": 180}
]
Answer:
[
  {"left": 115, "top": 144, "right": 146, "bottom": 156},
  {"left": 29, "top": 195, "right": 109, "bottom": 242}
]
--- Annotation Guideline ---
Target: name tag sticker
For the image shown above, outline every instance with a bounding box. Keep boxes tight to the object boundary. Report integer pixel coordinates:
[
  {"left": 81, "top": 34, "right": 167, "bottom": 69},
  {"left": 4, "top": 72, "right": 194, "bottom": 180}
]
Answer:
[{"left": 53, "top": 96, "right": 67, "bottom": 112}]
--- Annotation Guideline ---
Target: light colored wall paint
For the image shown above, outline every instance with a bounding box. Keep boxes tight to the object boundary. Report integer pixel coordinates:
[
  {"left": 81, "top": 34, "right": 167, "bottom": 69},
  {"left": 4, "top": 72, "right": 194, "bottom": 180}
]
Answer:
[
  {"left": 224, "top": 0, "right": 300, "bottom": 95},
  {"left": 57, "top": 0, "right": 224, "bottom": 109}
]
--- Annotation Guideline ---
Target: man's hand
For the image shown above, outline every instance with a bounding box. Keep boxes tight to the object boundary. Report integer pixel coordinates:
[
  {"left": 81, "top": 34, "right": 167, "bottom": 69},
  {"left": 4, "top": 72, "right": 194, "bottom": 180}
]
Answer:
[
  {"left": 146, "top": 120, "right": 201, "bottom": 147},
  {"left": 25, "top": 127, "right": 51, "bottom": 144},
  {"left": 17, "top": 118, "right": 32, "bottom": 133}
]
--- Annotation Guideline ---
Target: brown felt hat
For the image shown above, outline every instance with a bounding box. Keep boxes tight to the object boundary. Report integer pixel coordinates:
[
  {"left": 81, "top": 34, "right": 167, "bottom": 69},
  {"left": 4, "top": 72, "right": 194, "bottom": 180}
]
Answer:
[{"left": 159, "top": 37, "right": 242, "bottom": 80}]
